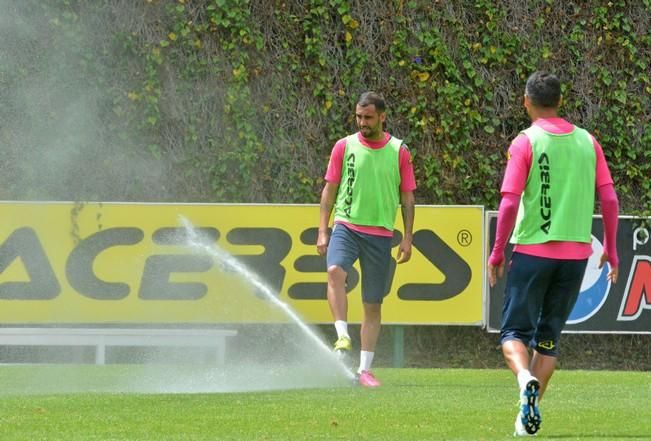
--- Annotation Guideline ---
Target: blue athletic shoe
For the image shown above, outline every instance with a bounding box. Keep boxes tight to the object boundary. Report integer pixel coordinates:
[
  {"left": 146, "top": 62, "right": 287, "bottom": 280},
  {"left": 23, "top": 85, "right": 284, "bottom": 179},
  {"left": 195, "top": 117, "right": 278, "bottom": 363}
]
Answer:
[
  {"left": 518, "top": 378, "right": 542, "bottom": 435},
  {"left": 514, "top": 413, "right": 535, "bottom": 437}
]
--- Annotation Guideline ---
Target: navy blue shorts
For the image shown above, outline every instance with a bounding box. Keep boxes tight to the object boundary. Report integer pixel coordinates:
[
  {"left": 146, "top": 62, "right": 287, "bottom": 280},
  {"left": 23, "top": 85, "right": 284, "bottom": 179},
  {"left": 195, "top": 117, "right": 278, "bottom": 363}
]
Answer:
[
  {"left": 326, "top": 223, "right": 393, "bottom": 304},
  {"left": 500, "top": 252, "right": 588, "bottom": 356}
]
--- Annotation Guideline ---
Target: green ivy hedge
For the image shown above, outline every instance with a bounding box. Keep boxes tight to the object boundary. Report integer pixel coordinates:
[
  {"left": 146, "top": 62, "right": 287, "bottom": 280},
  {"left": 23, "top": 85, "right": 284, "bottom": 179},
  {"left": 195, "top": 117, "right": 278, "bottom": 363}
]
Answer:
[{"left": 1, "top": 0, "right": 649, "bottom": 216}]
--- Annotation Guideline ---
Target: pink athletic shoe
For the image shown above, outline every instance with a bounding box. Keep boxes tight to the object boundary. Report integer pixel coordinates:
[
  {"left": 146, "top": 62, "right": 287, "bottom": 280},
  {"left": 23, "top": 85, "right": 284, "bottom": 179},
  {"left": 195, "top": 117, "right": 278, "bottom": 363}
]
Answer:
[{"left": 358, "top": 370, "right": 381, "bottom": 387}]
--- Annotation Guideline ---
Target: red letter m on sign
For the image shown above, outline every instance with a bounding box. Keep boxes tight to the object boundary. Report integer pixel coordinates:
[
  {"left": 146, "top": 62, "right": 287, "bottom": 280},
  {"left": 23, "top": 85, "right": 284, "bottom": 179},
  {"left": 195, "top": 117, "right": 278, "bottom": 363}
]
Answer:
[{"left": 618, "top": 256, "right": 651, "bottom": 321}]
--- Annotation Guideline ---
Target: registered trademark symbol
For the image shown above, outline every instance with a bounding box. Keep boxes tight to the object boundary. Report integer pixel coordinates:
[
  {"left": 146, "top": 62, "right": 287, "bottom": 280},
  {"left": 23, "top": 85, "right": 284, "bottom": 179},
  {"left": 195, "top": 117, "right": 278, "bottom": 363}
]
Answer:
[{"left": 457, "top": 230, "right": 472, "bottom": 246}]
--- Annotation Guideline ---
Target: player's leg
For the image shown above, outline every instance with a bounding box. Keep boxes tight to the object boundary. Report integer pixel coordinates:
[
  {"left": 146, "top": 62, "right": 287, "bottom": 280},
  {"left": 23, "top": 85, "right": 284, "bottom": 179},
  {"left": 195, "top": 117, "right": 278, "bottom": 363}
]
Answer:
[
  {"left": 532, "top": 257, "right": 588, "bottom": 399},
  {"left": 502, "top": 339, "right": 532, "bottom": 380},
  {"left": 356, "top": 231, "right": 392, "bottom": 387},
  {"left": 326, "top": 224, "right": 359, "bottom": 354},
  {"left": 500, "top": 252, "right": 553, "bottom": 435},
  {"left": 357, "top": 302, "right": 382, "bottom": 386},
  {"left": 529, "top": 351, "right": 557, "bottom": 399},
  {"left": 500, "top": 253, "right": 550, "bottom": 375}
]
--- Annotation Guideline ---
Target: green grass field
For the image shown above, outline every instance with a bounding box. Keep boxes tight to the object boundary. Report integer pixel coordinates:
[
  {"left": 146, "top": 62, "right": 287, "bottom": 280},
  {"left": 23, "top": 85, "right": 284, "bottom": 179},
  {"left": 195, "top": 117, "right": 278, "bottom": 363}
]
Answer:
[{"left": 0, "top": 367, "right": 649, "bottom": 441}]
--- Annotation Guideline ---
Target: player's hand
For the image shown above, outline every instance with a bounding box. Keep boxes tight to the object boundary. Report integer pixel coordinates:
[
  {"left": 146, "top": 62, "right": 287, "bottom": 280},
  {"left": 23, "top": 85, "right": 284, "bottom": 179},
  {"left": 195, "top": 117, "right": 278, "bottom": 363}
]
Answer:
[
  {"left": 487, "top": 260, "right": 505, "bottom": 288},
  {"left": 316, "top": 230, "right": 329, "bottom": 256},
  {"left": 396, "top": 238, "right": 412, "bottom": 264},
  {"left": 598, "top": 253, "right": 618, "bottom": 284}
]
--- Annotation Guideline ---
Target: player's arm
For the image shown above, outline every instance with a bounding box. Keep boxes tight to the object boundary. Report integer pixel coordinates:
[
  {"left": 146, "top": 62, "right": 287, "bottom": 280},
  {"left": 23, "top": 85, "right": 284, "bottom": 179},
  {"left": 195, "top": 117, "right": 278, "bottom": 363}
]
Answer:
[
  {"left": 592, "top": 136, "right": 619, "bottom": 283},
  {"left": 487, "top": 134, "right": 530, "bottom": 287},
  {"left": 317, "top": 181, "right": 338, "bottom": 256},
  {"left": 487, "top": 192, "right": 520, "bottom": 287},
  {"left": 396, "top": 145, "right": 416, "bottom": 264},
  {"left": 597, "top": 184, "right": 619, "bottom": 283},
  {"left": 396, "top": 191, "right": 415, "bottom": 264},
  {"left": 317, "top": 140, "right": 345, "bottom": 256}
]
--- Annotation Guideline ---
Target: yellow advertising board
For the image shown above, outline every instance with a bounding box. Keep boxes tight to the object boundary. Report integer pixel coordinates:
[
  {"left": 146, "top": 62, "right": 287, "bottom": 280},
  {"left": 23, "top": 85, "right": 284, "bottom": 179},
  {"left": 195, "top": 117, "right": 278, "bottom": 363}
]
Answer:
[{"left": 0, "top": 202, "right": 483, "bottom": 325}]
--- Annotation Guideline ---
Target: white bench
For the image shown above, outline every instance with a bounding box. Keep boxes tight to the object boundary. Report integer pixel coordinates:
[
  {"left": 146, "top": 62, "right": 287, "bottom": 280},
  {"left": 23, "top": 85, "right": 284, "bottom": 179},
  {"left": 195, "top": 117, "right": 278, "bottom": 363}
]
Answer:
[{"left": 0, "top": 328, "right": 237, "bottom": 365}]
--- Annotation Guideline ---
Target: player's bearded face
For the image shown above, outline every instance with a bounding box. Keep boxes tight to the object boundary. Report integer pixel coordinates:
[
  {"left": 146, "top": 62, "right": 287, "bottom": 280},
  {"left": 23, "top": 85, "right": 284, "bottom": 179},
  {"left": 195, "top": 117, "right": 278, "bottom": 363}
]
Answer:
[{"left": 356, "top": 105, "right": 385, "bottom": 139}]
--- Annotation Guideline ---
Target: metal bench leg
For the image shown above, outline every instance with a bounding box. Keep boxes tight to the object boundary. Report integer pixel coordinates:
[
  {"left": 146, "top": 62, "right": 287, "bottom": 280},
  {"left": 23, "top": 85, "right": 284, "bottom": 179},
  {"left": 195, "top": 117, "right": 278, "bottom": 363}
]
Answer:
[
  {"left": 216, "top": 337, "right": 226, "bottom": 366},
  {"left": 95, "top": 343, "right": 106, "bottom": 364}
]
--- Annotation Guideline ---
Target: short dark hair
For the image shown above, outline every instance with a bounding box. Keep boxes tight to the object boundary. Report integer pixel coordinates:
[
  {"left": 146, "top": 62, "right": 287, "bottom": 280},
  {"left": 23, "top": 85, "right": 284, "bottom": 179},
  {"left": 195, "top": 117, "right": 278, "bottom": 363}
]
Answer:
[
  {"left": 357, "top": 91, "right": 386, "bottom": 113},
  {"left": 525, "top": 71, "right": 561, "bottom": 108}
]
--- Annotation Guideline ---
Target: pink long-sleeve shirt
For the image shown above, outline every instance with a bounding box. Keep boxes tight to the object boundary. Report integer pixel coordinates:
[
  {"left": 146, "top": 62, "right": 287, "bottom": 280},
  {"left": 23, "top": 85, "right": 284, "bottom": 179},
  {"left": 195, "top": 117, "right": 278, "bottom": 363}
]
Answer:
[
  {"left": 325, "top": 131, "right": 416, "bottom": 237},
  {"left": 489, "top": 117, "right": 619, "bottom": 266}
]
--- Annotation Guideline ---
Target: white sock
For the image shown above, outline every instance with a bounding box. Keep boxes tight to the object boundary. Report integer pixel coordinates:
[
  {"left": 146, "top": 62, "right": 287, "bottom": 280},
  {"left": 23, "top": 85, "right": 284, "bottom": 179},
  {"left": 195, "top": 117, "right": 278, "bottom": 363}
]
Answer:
[
  {"left": 358, "top": 350, "right": 374, "bottom": 374},
  {"left": 334, "top": 320, "right": 349, "bottom": 339},
  {"left": 517, "top": 369, "right": 533, "bottom": 391}
]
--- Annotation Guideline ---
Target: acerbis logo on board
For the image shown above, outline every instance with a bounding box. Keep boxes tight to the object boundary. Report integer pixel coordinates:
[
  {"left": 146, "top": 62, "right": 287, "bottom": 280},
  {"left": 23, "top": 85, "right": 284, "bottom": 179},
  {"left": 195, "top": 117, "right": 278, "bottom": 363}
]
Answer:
[
  {"left": 0, "top": 226, "right": 474, "bottom": 303},
  {"left": 0, "top": 203, "right": 484, "bottom": 324}
]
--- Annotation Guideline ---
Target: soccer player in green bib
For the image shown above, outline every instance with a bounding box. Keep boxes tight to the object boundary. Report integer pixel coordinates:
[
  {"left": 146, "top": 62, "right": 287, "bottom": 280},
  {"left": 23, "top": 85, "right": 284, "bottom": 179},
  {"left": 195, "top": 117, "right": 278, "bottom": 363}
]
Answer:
[
  {"left": 488, "top": 72, "right": 620, "bottom": 436},
  {"left": 317, "top": 92, "right": 416, "bottom": 387}
]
